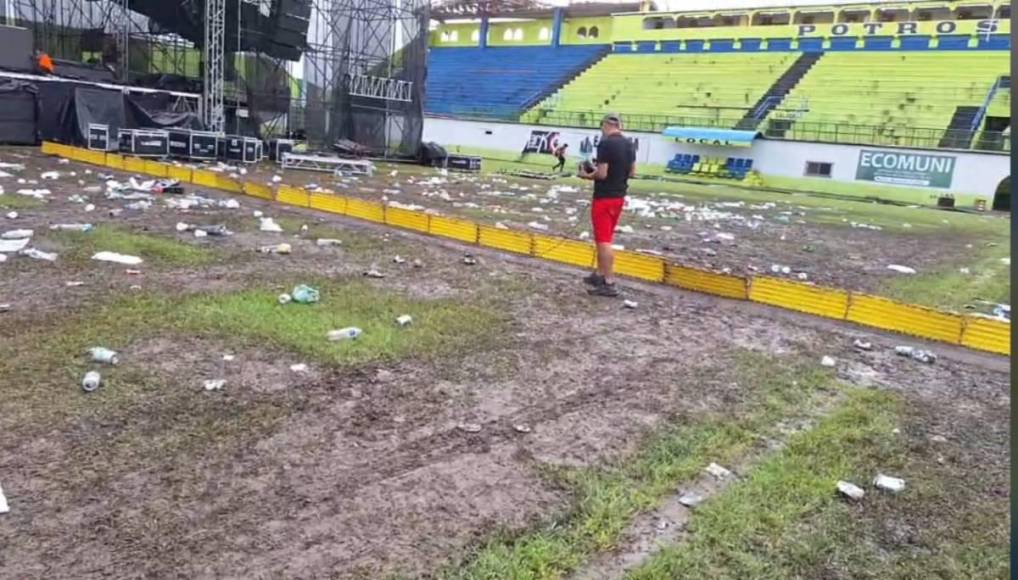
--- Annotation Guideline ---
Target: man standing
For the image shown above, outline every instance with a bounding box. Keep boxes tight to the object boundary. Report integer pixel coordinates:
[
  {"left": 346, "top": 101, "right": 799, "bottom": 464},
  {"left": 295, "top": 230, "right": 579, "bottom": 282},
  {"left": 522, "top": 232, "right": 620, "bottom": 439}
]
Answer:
[
  {"left": 578, "top": 113, "right": 635, "bottom": 297},
  {"left": 552, "top": 142, "right": 569, "bottom": 173}
]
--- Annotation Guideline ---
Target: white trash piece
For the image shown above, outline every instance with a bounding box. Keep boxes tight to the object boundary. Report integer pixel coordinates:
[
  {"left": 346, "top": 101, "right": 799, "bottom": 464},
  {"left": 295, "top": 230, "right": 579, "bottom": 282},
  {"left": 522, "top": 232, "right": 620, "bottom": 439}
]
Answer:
[
  {"left": 5, "top": 211, "right": 17, "bottom": 219},
  {"left": 290, "top": 363, "right": 309, "bottom": 373},
  {"left": 89, "top": 347, "right": 119, "bottom": 365},
  {"left": 40, "top": 171, "right": 60, "bottom": 180},
  {"left": 50, "top": 223, "right": 94, "bottom": 232},
  {"left": 0, "top": 481, "right": 8, "bottom": 514},
  {"left": 259, "top": 217, "right": 283, "bottom": 233},
  {"left": 678, "top": 492, "right": 704, "bottom": 508},
  {"left": 705, "top": 462, "right": 733, "bottom": 479},
  {"left": 1, "top": 229, "right": 32, "bottom": 239},
  {"left": 623, "top": 300, "right": 639, "bottom": 309},
  {"left": 821, "top": 356, "right": 837, "bottom": 367},
  {"left": 92, "top": 252, "right": 143, "bottom": 266},
  {"left": 873, "top": 473, "right": 906, "bottom": 493},
  {"left": 328, "top": 327, "right": 363, "bottom": 341},
  {"left": 887, "top": 264, "right": 917, "bottom": 274},
  {"left": 82, "top": 371, "right": 101, "bottom": 392},
  {"left": 837, "top": 480, "right": 865, "bottom": 501},
  {"left": 203, "top": 379, "right": 226, "bottom": 391},
  {"left": 277, "top": 293, "right": 292, "bottom": 304},
  {"left": 21, "top": 248, "right": 57, "bottom": 261},
  {"left": 853, "top": 339, "right": 873, "bottom": 350},
  {"left": 0, "top": 238, "right": 29, "bottom": 253},
  {"left": 316, "top": 238, "right": 342, "bottom": 247},
  {"left": 396, "top": 314, "right": 413, "bottom": 327},
  {"left": 259, "top": 243, "right": 292, "bottom": 255}
]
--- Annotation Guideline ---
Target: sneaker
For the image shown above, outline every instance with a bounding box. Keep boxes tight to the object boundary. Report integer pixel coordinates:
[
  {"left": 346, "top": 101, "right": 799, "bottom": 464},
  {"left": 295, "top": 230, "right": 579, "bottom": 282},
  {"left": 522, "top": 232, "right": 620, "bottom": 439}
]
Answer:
[
  {"left": 587, "top": 283, "right": 619, "bottom": 297},
  {"left": 583, "top": 272, "right": 605, "bottom": 287}
]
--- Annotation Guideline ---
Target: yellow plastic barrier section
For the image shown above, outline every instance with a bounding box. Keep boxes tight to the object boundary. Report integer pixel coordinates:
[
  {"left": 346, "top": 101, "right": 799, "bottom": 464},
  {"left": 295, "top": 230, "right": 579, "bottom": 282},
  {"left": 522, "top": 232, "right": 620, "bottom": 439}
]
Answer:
[
  {"left": 847, "top": 294, "right": 964, "bottom": 344},
  {"left": 532, "top": 234, "right": 595, "bottom": 269},
  {"left": 104, "top": 153, "right": 125, "bottom": 170},
  {"left": 960, "top": 317, "right": 1011, "bottom": 356},
  {"left": 666, "top": 264, "right": 748, "bottom": 300},
  {"left": 429, "top": 215, "right": 478, "bottom": 243},
  {"left": 750, "top": 277, "right": 849, "bottom": 320},
  {"left": 168, "top": 166, "right": 193, "bottom": 183},
  {"left": 385, "top": 207, "right": 430, "bottom": 233},
  {"left": 215, "top": 175, "right": 243, "bottom": 194},
  {"left": 614, "top": 251, "right": 666, "bottom": 282},
  {"left": 43, "top": 144, "right": 1011, "bottom": 357},
  {"left": 243, "top": 181, "right": 274, "bottom": 201},
  {"left": 144, "top": 160, "right": 169, "bottom": 177},
  {"left": 479, "top": 226, "right": 533, "bottom": 255},
  {"left": 277, "top": 184, "right": 310, "bottom": 208},
  {"left": 309, "top": 192, "right": 347, "bottom": 215},
  {"left": 345, "top": 197, "right": 386, "bottom": 223},
  {"left": 191, "top": 169, "right": 220, "bottom": 189},
  {"left": 123, "top": 156, "right": 148, "bottom": 175}
]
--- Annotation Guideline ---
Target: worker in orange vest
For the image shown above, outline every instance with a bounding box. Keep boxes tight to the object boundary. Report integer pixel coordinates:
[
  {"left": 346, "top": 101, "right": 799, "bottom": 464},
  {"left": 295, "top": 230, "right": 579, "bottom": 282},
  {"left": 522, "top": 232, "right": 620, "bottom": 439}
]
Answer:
[{"left": 35, "top": 50, "right": 54, "bottom": 74}]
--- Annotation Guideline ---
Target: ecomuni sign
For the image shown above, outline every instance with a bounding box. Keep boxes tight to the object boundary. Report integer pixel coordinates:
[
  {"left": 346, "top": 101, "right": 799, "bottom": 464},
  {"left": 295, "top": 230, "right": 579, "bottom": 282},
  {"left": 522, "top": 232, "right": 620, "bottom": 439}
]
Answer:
[{"left": 856, "top": 149, "right": 956, "bottom": 189}]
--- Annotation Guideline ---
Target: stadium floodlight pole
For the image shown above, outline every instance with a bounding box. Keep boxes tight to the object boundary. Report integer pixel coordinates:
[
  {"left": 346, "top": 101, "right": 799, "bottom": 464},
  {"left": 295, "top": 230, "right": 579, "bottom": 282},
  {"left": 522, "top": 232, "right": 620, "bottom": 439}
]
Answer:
[
  {"left": 117, "top": 0, "right": 130, "bottom": 83},
  {"left": 203, "top": 0, "right": 227, "bottom": 133}
]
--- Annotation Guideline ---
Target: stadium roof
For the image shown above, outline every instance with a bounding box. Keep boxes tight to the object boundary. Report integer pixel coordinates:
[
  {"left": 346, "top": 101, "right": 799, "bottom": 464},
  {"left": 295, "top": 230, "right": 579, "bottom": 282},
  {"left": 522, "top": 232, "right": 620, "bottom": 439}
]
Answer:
[{"left": 431, "top": 0, "right": 644, "bottom": 19}]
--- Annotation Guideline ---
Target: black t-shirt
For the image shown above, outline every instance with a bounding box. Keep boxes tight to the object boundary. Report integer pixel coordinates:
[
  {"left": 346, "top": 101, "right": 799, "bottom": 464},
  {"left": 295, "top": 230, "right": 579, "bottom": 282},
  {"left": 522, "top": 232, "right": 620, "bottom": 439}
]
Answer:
[{"left": 593, "top": 133, "right": 635, "bottom": 199}]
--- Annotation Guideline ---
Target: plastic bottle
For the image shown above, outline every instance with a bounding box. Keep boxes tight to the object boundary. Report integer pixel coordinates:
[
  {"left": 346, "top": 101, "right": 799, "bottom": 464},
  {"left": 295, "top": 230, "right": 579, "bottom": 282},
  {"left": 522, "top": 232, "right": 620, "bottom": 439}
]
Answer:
[
  {"left": 82, "top": 371, "right": 101, "bottom": 392},
  {"left": 327, "top": 327, "right": 362, "bottom": 341},
  {"left": 89, "top": 347, "right": 119, "bottom": 365},
  {"left": 50, "top": 223, "right": 93, "bottom": 232}
]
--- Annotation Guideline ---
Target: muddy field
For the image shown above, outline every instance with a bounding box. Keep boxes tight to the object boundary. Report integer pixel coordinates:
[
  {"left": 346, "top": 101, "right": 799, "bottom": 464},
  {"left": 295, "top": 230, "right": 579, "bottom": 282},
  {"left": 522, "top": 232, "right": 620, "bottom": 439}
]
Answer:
[
  {"left": 0, "top": 148, "right": 1009, "bottom": 579},
  {"left": 234, "top": 158, "right": 1008, "bottom": 299}
]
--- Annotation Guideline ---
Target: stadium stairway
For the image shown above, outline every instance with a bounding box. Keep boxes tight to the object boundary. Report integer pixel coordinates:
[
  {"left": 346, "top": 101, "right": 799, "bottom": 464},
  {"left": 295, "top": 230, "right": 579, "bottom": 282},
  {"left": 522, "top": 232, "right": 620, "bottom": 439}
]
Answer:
[
  {"left": 735, "top": 52, "right": 823, "bottom": 131},
  {"left": 939, "top": 106, "right": 981, "bottom": 149},
  {"left": 425, "top": 45, "right": 609, "bottom": 120}
]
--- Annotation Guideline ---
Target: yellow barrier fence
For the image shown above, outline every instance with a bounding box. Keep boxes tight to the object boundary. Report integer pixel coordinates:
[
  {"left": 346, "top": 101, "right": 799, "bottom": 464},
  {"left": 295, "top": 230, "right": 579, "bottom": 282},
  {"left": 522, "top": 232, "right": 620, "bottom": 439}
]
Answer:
[
  {"left": 385, "top": 207, "right": 430, "bottom": 233},
  {"left": 750, "top": 276, "right": 850, "bottom": 320},
  {"left": 41, "top": 143, "right": 1011, "bottom": 356},
  {"left": 309, "top": 192, "right": 347, "bottom": 215},
  {"left": 847, "top": 294, "right": 964, "bottom": 344},
  {"left": 277, "top": 184, "right": 310, "bottom": 208},
  {"left": 665, "top": 264, "right": 747, "bottom": 300},
  {"left": 479, "top": 226, "right": 533, "bottom": 255}
]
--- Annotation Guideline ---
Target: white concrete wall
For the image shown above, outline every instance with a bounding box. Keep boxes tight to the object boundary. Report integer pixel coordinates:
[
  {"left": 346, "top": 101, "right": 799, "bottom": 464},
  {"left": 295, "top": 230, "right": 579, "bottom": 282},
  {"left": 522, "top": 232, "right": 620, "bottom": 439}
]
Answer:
[{"left": 423, "top": 116, "right": 1010, "bottom": 198}]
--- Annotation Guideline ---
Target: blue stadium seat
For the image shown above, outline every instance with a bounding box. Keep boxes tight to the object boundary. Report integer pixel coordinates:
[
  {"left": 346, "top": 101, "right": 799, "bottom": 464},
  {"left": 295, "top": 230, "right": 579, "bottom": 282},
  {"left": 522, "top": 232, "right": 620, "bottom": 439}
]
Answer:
[
  {"left": 710, "top": 39, "right": 735, "bottom": 52},
  {"left": 900, "top": 36, "right": 932, "bottom": 50},
  {"left": 425, "top": 46, "right": 609, "bottom": 118},
  {"left": 740, "top": 39, "right": 762, "bottom": 51},
  {"left": 830, "top": 37, "right": 858, "bottom": 51},
  {"left": 863, "top": 36, "right": 894, "bottom": 50},
  {"left": 684, "top": 40, "right": 705, "bottom": 52},
  {"left": 937, "top": 35, "right": 971, "bottom": 50},
  {"left": 797, "top": 38, "right": 823, "bottom": 52},
  {"left": 767, "top": 38, "right": 792, "bottom": 51}
]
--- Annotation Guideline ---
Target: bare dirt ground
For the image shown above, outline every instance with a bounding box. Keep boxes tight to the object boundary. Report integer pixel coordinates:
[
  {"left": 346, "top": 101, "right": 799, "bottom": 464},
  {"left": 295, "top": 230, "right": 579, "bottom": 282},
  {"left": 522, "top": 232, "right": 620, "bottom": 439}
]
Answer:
[{"left": 0, "top": 148, "right": 1008, "bottom": 579}]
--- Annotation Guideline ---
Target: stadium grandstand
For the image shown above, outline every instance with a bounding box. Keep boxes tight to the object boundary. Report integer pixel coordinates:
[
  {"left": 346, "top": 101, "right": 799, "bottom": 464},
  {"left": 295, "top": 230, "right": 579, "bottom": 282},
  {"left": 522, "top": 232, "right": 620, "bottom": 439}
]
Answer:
[{"left": 426, "top": 0, "right": 1012, "bottom": 153}]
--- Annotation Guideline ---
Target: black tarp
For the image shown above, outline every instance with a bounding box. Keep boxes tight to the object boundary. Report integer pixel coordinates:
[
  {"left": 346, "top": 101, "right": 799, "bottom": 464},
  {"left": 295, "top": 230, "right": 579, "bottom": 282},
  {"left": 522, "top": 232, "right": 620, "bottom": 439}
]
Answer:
[
  {"left": 125, "top": 96, "right": 203, "bottom": 131},
  {"left": 74, "top": 87, "right": 127, "bottom": 144},
  {"left": 0, "top": 80, "right": 38, "bottom": 144},
  {"left": 37, "top": 82, "right": 81, "bottom": 143}
]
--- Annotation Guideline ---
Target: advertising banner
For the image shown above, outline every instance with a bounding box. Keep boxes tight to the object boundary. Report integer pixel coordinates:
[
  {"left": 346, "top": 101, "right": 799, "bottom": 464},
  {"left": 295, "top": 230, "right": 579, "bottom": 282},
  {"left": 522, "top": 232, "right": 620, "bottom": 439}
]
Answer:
[{"left": 855, "top": 149, "right": 956, "bottom": 188}]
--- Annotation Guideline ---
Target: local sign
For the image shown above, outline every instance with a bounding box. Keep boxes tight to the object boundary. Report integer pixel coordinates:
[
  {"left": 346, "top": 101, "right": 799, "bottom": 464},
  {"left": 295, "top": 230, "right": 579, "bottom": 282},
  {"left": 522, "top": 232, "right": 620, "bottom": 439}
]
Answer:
[
  {"left": 855, "top": 149, "right": 956, "bottom": 188},
  {"left": 796, "top": 19, "right": 1001, "bottom": 37}
]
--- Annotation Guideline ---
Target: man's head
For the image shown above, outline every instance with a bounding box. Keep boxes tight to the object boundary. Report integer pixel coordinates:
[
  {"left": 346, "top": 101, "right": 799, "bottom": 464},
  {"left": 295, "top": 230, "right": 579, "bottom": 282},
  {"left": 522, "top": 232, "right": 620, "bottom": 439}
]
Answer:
[{"left": 600, "top": 113, "right": 623, "bottom": 136}]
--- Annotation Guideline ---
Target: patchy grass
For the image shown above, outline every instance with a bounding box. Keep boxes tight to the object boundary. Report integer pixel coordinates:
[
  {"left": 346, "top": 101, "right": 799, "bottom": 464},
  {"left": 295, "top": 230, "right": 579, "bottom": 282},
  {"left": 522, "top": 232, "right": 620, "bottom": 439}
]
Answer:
[
  {"left": 628, "top": 389, "right": 900, "bottom": 579},
  {"left": 628, "top": 388, "right": 1008, "bottom": 580},
  {"left": 879, "top": 242, "right": 1011, "bottom": 311},
  {"left": 444, "top": 352, "right": 838, "bottom": 580},
  {"left": 180, "top": 279, "right": 504, "bottom": 367},
  {"left": 49, "top": 225, "right": 213, "bottom": 267},
  {"left": 0, "top": 279, "right": 503, "bottom": 433},
  {"left": 0, "top": 193, "right": 45, "bottom": 210},
  {"left": 274, "top": 215, "right": 411, "bottom": 255}
]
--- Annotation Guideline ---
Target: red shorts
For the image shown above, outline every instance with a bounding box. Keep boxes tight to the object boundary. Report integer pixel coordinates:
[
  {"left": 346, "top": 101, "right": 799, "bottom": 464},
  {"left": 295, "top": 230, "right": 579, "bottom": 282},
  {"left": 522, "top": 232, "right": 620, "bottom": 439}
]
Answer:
[{"left": 591, "top": 198, "right": 625, "bottom": 244}]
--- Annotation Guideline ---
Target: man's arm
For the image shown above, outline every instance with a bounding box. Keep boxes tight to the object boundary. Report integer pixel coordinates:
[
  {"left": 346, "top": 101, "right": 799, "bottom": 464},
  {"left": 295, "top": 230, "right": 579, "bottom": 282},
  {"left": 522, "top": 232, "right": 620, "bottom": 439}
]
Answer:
[{"left": 579, "top": 162, "right": 609, "bottom": 180}]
